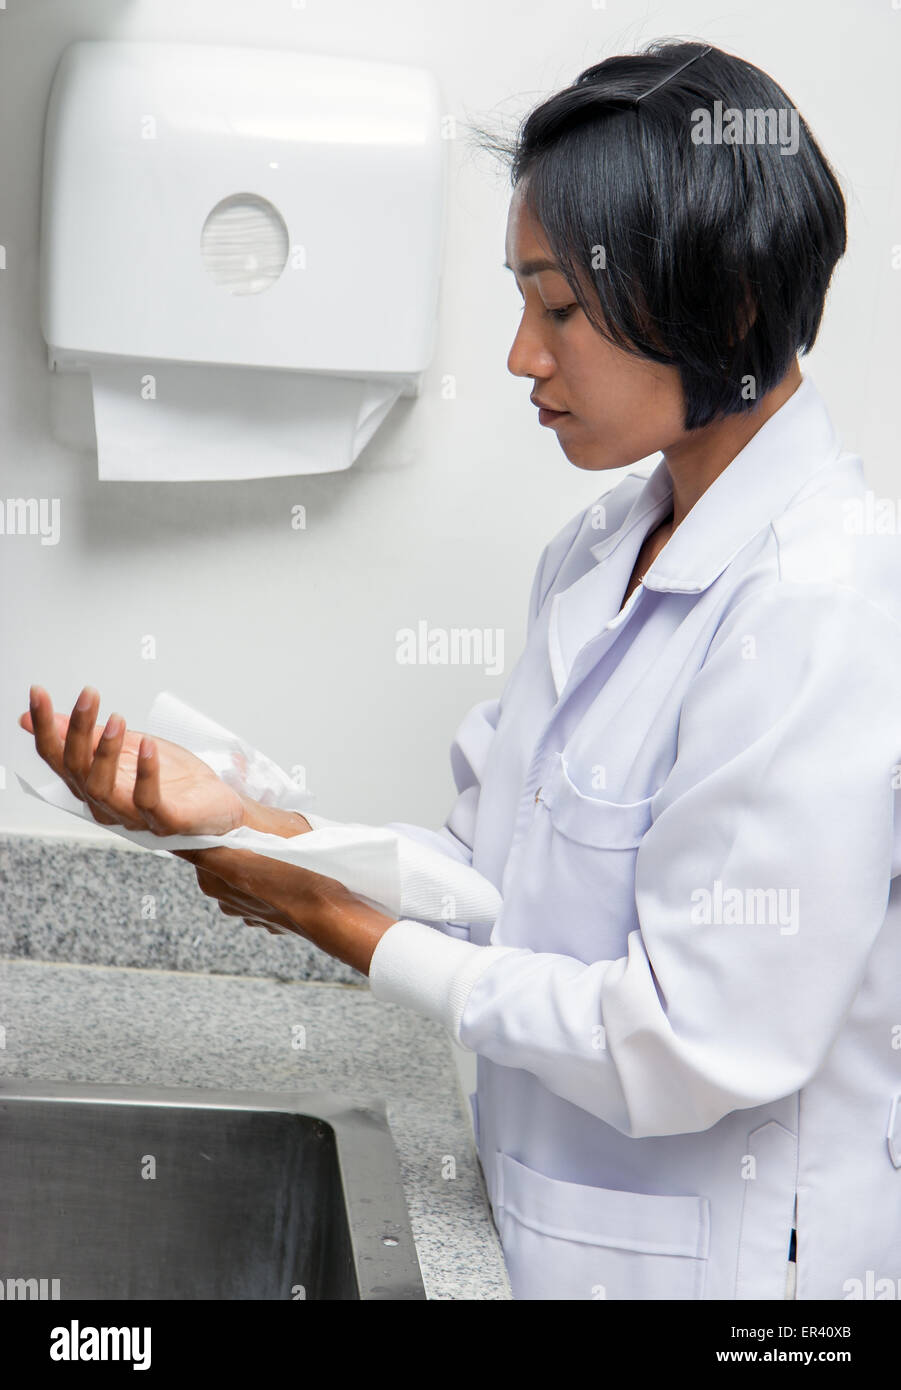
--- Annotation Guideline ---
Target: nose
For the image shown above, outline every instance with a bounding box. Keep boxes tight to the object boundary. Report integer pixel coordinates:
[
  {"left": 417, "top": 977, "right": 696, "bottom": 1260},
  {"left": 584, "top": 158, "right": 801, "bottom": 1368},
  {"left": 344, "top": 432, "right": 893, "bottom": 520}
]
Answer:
[{"left": 507, "top": 313, "right": 556, "bottom": 382}]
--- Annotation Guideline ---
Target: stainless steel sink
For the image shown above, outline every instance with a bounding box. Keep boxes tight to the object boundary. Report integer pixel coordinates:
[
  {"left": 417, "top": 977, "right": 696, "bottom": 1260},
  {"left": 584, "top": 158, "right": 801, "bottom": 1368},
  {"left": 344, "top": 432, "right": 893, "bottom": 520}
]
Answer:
[{"left": 0, "top": 1080, "right": 426, "bottom": 1300}]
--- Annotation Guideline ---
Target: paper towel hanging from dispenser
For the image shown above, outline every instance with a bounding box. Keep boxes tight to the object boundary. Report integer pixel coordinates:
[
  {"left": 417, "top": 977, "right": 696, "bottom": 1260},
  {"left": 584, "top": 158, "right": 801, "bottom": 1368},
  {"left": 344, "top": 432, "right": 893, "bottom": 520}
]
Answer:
[{"left": 39, "top": 40, "right": 446, "bottom": 481}]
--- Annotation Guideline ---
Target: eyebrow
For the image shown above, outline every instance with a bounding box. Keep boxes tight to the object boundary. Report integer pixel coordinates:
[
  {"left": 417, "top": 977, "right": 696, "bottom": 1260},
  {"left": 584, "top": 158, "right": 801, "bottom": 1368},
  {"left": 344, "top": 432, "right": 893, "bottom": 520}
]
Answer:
[{"left": 503, "top": 257, "right": 563, "bottom": 277}]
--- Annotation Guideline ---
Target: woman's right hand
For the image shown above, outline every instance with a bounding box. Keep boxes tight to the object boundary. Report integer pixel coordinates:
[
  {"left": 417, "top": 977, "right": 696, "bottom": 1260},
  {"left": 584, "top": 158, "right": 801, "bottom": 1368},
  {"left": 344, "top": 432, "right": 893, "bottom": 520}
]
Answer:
[{"left": 19, "top": 684, "right": 250, "bottom": 836}]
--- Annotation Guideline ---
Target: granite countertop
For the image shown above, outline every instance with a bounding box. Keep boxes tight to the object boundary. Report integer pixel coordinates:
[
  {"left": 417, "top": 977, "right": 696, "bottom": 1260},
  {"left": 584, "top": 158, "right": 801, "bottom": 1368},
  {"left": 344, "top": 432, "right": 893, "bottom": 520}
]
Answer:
[
  {"left": 0, "top": 956, "right": 511, "bottom": 1299},
  {"left": 0, "top": 832, "right": 512, "bottom": 1300}
]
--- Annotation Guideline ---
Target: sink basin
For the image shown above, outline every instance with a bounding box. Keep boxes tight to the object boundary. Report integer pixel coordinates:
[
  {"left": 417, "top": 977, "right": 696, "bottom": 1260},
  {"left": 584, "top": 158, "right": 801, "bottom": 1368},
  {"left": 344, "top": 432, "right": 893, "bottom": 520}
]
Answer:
[{"left": 0, "top": 1080, "right": 426, "bottom": 1300}]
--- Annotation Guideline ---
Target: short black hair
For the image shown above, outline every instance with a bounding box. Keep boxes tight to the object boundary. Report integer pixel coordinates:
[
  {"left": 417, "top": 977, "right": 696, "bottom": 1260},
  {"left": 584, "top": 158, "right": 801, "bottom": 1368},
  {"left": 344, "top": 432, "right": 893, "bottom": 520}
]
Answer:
[{"left": 472, "top": 39, "right": 847, "bottom": 430}]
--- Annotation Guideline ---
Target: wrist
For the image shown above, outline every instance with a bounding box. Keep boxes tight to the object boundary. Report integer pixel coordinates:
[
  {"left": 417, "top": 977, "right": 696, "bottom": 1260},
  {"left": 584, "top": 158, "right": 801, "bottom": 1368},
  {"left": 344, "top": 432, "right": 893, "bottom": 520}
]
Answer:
[
  {"left": 315, "top": 888, "right": 398, "bottom": 974},
  {"left": 239, "top": 796, "right": 311, "bottom": 838}
]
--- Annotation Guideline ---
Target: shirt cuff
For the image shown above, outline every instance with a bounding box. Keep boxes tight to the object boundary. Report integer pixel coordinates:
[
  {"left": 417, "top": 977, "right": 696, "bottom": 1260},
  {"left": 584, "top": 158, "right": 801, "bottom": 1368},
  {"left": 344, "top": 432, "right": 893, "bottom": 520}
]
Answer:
[{"left": 367, "top": 919, "right": 521, "bottom": 1044}]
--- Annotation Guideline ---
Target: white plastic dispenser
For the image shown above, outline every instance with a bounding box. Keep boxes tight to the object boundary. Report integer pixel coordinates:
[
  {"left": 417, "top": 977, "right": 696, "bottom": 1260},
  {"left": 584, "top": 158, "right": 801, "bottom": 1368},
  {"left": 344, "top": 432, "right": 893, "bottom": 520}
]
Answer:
[{"left": 40, "top": 41, "right": 446, "bottom": 480}]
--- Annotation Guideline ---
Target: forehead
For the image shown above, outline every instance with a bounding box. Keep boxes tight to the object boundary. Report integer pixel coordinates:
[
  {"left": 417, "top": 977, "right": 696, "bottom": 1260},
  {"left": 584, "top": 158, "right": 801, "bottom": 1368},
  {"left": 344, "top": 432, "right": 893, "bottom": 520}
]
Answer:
[{"left": 504, "top": 183, "right": 560, "bottom": 273}]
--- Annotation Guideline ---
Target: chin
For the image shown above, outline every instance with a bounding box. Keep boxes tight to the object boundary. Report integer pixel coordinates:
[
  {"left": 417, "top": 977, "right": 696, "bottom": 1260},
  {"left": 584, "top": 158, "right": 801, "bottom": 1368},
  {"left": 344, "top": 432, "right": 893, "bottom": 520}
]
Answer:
[{"left": 562, "top": 441, "right": 632, "bottom": 473}]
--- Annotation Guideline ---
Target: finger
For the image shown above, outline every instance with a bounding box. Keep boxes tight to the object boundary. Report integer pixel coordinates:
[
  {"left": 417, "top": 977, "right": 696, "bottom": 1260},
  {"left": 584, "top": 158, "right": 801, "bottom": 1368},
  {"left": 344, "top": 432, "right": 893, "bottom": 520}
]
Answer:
[
  {"left": 241, "top": 918, "right": 286, "bottom": 935},
  {"left": 82, "top": 713, "right": 136, "bottom": 827},
  {"left": 18, "top": 683, "right": 48, "bottom": 736},
  {"left": 189, "top": 846, "right": 256, "bottom": 891},
  {"left": 27, "top": 687, "right": 84, "bottom": 798},
  {"left": 195, "top": 864, "right": 229, "bottom": 898},
  {"left": 195, "top": 864, "right": 251, "bottom": 902},
  {"left": 194, "top": 870, "right": 287, "bottom": 934},
  {"left": 132, "top": 737, "right": 164, "bottom": 829},
  {"left": 195, "top": 868, "right": 267, "bottom": 914},
  {"left": 20, "top": 708, "right": 72, "bottom": 747},
  {"left": 190, "top": 845, "right": 336, "bottom": 904},
  {"left": 28, "top": 686, "right": 66, "bottom": 773},
  {"left": 62, "top": 686, "right": 102, "bottom": 786},
  {"left": 213, "top": 893, "right": 277, "bottom": 924}
]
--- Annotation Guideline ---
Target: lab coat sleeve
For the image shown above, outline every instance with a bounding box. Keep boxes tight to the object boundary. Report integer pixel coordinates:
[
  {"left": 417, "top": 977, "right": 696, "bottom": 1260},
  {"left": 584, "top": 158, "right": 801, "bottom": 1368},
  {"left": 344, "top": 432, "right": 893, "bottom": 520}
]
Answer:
[{"left": 368, "top": 580, "right": 901, "bottom": 1139}]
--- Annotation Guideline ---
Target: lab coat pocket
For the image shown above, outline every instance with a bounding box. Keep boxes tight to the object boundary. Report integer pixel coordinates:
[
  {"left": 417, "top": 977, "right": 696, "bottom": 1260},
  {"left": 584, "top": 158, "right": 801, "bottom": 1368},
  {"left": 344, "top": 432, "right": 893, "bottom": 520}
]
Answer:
[
  {"left": 494, "top": 1151, "right": 710, "bottom": 1301},
  {"left": 541, "top": 750, "right": 655, "bottom": 848},
  {"left": 734, "top": 1120, "right": 798, "bottom": 1300}
]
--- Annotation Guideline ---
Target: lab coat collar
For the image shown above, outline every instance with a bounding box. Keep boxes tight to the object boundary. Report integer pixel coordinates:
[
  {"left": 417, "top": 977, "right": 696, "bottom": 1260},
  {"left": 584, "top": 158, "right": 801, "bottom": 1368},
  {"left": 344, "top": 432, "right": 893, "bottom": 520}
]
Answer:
[{"left": 587, "top": 374, "right": 844, "bottom": 593}]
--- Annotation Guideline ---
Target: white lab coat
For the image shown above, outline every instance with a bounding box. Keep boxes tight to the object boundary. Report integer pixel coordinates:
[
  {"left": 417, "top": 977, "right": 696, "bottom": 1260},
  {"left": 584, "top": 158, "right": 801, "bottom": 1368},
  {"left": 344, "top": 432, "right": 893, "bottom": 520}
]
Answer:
[{"left": 369, "top": 374, "right": 901, "bottom": 1300}]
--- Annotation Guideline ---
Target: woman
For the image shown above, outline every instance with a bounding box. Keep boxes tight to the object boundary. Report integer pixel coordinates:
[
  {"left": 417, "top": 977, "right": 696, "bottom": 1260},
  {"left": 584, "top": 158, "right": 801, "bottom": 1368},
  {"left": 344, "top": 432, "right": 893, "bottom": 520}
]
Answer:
[{"left": 20, "top": 40, "right": 901, "bottom": 1301}]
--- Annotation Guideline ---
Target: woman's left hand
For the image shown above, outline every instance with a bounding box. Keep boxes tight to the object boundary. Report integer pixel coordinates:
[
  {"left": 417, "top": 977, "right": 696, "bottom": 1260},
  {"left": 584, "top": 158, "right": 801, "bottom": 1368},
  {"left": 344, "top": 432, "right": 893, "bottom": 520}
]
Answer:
[
  {"left": 176, "top": 845, "right": 398, "bottom": 975},
  {"left": 19, "top": 684, "right": 248, "bottom": 835}
]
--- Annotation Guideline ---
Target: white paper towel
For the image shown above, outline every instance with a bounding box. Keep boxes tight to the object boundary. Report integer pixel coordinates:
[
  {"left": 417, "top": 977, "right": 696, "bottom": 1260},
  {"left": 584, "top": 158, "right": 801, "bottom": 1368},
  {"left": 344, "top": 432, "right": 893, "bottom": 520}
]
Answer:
[
  {"left": 89, "top": 362, "right": 403, "bottom": 481},
  {"left": 15, "top": 691, "right": 503, "bottom": 931}
]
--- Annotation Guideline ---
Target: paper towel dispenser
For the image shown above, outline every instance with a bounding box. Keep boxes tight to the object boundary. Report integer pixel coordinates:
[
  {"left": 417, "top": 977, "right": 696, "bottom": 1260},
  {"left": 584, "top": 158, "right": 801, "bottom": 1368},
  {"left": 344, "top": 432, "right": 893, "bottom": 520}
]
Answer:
[{"left": 39, "top": 40, "right": 446, "bottom": 480}]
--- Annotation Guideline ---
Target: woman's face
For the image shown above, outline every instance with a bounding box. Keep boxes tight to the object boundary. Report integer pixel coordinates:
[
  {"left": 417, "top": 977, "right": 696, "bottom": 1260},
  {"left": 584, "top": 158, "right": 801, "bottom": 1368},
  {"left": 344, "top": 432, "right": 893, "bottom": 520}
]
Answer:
[{"left": 504, "top": 181, "right": 689, "bottom": 472}]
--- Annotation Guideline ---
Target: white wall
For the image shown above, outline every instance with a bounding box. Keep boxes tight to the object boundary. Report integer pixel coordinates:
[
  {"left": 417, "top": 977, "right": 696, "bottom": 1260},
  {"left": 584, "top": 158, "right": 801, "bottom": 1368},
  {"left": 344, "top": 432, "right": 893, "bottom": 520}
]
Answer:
[{"left": 2, "top": 0, "right": 898, "bottom": 1102}]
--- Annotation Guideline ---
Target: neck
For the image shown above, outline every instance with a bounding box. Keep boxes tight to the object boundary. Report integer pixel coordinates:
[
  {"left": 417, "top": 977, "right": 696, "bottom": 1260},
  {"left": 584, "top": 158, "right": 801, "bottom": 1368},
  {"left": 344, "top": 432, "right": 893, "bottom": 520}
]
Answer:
[{"left": 663, "top": 360, "right": 803, "bottom": 529}]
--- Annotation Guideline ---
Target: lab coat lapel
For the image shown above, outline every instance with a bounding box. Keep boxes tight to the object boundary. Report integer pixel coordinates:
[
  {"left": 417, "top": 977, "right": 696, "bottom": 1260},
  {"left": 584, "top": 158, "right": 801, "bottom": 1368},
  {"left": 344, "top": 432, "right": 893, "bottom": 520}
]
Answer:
[
  {"left": 545, "top": 376, "right": 842, "bottom": 701},
  {"left": 546, "top": 465, "right": 673, "bottom": 699}
]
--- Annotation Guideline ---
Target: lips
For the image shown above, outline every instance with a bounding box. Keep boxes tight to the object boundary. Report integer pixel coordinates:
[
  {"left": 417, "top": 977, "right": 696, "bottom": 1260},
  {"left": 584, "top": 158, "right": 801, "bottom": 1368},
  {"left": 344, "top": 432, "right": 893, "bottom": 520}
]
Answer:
[
  {"left": 536, "top": 404, "right": 569, "bottom": 427},
  {"left": 531, "top": 394, "right": 570, "bottom": 428}
]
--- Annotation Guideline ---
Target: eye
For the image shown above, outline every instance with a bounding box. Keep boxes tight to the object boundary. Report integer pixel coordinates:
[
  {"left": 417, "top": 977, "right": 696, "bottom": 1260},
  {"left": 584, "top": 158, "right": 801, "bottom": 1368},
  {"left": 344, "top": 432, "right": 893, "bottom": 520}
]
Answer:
[{"left": 545, "top": 304, "right": 577, "bottom": 322}]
